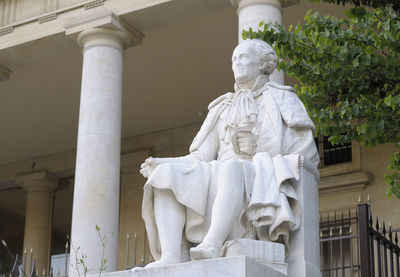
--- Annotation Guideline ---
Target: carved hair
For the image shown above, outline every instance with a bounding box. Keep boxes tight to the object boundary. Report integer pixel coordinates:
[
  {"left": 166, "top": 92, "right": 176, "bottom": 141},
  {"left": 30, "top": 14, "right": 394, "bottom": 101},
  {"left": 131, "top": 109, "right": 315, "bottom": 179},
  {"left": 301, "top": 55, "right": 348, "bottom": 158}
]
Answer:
[{"left": 242, "top": 39, "right": 277, "bottom": 76}]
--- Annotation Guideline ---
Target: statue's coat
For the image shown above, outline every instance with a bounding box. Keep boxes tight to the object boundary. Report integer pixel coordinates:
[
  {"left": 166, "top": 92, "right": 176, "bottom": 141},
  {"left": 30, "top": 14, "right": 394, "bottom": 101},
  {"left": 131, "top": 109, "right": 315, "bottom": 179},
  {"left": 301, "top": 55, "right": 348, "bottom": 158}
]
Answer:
[{"left": 142, "top": 80, "right": 319, "bottom": 260}]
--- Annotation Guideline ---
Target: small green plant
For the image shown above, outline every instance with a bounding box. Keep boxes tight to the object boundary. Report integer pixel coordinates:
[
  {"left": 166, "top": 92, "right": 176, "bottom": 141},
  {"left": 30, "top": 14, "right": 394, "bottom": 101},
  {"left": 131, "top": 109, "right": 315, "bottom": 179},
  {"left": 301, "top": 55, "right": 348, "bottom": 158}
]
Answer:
[
  {"left": 71, "top": 243, "right": 88, "bottom": 277},
  {"left": 96, "top": 225, "right": 107, "bottom": 277},
  {"left": 69, "top": 225, "right": 107, "bottom": 277}
]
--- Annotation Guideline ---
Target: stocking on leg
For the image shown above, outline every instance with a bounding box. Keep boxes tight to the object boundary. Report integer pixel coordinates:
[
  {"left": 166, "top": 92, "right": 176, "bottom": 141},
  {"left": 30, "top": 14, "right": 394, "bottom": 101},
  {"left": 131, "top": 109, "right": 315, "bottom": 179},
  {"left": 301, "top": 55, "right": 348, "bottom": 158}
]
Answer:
[{"left": 146, "top": 189, "right": 185, "bottom": 268}]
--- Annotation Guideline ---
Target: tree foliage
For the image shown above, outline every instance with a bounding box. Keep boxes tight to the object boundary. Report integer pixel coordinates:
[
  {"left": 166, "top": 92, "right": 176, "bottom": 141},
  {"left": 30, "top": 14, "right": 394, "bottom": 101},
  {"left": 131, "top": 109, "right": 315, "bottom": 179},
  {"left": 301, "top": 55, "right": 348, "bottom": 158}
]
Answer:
[
  {"left": 243, "top": 5, "right": 400, "bottom": 199},
  {"left": 317, "top": 0, "right": 400, "bottom": 13}
]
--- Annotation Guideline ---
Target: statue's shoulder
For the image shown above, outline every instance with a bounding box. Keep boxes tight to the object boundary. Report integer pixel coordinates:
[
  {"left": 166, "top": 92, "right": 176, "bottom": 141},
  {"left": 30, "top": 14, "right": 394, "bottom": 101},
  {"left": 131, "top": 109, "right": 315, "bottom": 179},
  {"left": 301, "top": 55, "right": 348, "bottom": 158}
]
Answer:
[
  {"left": 266, "top": 81, "right": 296, "bottom": 94},
  {"left": 208, "top": 92, "right": 234, "bottom": 110},
  {"left": 265, "top": 82, "right": 315, "bottom": 130},
  {"left": 265, "top": 81, "right": 302, "bottom": 109}
]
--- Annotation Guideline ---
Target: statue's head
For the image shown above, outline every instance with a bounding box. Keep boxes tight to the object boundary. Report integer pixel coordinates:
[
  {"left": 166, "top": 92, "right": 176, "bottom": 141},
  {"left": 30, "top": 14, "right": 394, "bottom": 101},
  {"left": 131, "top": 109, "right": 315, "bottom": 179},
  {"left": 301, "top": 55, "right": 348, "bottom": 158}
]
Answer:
[{"left": 232, "top": 39, "right": 277, "bottom": 84}]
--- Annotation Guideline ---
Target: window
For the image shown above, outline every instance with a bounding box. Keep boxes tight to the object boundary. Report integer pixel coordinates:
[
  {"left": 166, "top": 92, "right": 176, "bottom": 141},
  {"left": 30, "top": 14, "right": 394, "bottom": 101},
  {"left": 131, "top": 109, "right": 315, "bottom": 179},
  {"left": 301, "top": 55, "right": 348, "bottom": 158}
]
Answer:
[{"left": 315, "top": 135, "right": 352, "bottom": 168}]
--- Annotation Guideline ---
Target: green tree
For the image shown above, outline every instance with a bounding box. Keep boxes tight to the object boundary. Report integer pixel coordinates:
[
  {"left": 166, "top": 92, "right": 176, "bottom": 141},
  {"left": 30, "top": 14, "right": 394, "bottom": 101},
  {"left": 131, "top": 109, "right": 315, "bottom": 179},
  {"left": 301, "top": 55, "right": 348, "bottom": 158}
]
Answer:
[
  {"left": 244, "top": 5, "right": 400, "bottom": 199},
  {"left": 320, "top": 0, "right": 399, "bottom": 13}
]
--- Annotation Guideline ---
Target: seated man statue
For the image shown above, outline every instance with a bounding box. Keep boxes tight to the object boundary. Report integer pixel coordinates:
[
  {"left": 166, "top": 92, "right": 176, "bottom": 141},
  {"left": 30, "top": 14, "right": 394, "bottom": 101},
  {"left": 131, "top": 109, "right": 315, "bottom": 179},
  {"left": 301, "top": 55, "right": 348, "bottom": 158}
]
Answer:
[{"left": 139, "top": 39, "right": 319, "bottom": 268}]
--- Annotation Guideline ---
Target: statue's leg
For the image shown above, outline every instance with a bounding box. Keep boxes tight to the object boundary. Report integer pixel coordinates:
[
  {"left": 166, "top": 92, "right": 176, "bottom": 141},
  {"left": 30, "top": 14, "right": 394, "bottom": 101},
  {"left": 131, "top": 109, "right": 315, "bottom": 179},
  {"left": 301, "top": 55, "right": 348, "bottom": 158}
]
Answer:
[
  {"left": 146, "top": 188, "right": 185, "bottom": 268},
  {"left": 190, "top": 159, "right": 245, "bottom": 260}
]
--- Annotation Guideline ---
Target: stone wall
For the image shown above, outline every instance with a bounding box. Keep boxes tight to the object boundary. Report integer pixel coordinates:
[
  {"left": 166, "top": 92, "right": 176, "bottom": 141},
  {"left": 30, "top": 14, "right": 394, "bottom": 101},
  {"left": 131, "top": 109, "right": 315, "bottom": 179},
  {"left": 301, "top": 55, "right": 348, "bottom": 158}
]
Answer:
[{"left": 319, "top": 142, "right": 400, "bottom": 227}]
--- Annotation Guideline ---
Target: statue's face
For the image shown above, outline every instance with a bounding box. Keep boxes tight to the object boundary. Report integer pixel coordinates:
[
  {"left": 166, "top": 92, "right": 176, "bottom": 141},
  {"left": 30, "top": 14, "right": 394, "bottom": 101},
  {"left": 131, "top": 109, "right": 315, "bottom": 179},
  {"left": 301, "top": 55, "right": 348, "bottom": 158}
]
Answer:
[{"left": 232, "top": 43, "right": 263, "bottom": 84}]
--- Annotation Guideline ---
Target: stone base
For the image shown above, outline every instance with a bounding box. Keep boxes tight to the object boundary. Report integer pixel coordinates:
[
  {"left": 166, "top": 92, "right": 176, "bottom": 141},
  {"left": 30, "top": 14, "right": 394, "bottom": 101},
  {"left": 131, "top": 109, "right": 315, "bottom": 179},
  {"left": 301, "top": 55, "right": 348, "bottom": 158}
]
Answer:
[
  {"left": 223, "top": 239, "right": 287, "bottom": 274},
  {"left": 98, "top": 256, "right": 287, "bottom": 277}
]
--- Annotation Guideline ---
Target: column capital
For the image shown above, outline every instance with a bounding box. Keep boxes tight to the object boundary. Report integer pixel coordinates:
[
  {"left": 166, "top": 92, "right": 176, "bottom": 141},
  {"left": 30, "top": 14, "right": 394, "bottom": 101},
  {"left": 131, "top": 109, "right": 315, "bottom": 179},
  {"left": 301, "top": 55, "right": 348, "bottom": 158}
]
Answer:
[
  {"left": 0, "top": 65, "right": 12, "bottom": 81},
  {"left": 231, "top": 0, "right": 282, "bottom": 12},
  {"left": 15, "top": 171, "right": 57, "bottom": 192},
  {"left": 66, "top": 12, "right": 144, "bottom": 51},
  {"left": 77, "top": 27, "right": 134, "bottom": 52}
]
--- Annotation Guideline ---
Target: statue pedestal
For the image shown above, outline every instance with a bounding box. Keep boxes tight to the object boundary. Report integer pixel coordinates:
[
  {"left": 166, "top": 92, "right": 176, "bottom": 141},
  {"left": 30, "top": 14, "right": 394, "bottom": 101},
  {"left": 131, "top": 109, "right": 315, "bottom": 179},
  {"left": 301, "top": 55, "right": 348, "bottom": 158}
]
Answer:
[
  {"left": 286, "top": 157, "right": 322, "bottom": 277},
  {"left": 223, "top": 239, "right": 287, "bottom": 274},
  {"left": 99, "top": 256, "right": 286, "bottom": 277}
]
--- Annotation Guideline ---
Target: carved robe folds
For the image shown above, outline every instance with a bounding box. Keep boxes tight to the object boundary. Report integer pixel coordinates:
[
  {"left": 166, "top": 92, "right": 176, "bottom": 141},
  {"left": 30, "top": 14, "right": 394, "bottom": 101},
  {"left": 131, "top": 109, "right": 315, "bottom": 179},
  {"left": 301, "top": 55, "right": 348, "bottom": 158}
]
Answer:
[{"left": 142, "top": 76, "right": 319, "bottom": 260}]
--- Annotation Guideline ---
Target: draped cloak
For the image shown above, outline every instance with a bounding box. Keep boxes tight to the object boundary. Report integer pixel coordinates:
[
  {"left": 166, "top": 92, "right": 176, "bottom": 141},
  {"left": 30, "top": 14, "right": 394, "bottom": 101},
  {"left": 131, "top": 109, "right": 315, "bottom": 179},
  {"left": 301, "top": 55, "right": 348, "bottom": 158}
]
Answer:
[{"left": 142, "top": 77, "right": 319, "bottom": 260}]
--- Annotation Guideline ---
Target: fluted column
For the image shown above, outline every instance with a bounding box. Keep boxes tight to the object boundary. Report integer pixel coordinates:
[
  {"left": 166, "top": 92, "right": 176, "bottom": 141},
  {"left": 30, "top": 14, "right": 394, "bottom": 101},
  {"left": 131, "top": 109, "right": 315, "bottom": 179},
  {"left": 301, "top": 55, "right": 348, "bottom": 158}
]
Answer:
[
  {"left": 69, "top": 25, "right": 142, "bottom": 277},
  {"left": 16, "top": 171, "right": 57, "bottom": 276},
  {"left": 232, "top": 0, "right": 284, "bottom": 84}
]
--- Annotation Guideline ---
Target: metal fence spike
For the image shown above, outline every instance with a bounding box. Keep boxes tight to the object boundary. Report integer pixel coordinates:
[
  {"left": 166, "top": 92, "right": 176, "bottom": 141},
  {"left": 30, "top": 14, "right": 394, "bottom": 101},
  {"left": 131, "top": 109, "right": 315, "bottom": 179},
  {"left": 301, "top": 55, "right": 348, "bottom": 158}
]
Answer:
[
  {"left": 30, "top": 262, "right": 36, "bottom": 277},
  {"left": 11, "top": 254, "right": 19, "bottom": 277}
]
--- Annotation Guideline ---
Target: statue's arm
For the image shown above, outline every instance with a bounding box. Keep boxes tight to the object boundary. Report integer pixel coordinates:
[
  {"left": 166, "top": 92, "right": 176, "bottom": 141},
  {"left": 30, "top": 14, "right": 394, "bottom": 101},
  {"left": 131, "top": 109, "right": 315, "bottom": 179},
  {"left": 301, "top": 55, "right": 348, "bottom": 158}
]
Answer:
[
  {"left": 282, "top": 126, "right": 319, "bottom": 168},
  {"left": 189, "top": 123, "right": 219, "bottom": 162},
  {"left": 140, "top": 120, "right": 219, "bottom": 178},
  {"left": 268, "top": 83, "right": 319, "bottom": 167},
  {"left": 140, "top": 155, "right": 198, "bottom": 178}
]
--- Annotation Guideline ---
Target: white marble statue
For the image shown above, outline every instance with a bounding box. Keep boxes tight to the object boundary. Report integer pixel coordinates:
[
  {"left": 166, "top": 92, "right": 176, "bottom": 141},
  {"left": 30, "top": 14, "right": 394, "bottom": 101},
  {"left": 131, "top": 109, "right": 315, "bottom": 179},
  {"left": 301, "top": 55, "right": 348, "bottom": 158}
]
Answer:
[{"left": 139, "top": 39, "right": 319, "bottom": 268}]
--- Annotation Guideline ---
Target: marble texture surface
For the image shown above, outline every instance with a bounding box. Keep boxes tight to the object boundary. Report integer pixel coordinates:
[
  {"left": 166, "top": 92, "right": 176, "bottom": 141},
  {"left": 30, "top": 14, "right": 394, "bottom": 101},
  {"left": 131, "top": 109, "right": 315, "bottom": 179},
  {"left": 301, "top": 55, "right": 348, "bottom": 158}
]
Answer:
[
  {"left": 223, "top": 239, "right": 287, "bottom": 274},
  {"left": 232, "top": 0, "right": 284, "bottom": 83},
  {"left": 286, "top": 157, "right": 321, "bottom": 277},
  {"left": 139, "top": 39, "right": 320, "bottom": 275},
  {"left": 70, "top": 28, "right": 126, "bottom": 277},
  {"left": 118, "top": 256, "right": 286, "bottom": 277}
]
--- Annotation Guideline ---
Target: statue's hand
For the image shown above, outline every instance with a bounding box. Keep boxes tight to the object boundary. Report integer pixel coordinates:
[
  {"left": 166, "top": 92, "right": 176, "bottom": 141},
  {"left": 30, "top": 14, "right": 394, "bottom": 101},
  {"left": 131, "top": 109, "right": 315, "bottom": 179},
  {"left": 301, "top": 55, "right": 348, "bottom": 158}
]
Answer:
[
  {"left": 140, "top": 157, "right": 164, "bottom": 178},
  {"left": 236, "top": 131, "right": 257, "bottom": 156}
]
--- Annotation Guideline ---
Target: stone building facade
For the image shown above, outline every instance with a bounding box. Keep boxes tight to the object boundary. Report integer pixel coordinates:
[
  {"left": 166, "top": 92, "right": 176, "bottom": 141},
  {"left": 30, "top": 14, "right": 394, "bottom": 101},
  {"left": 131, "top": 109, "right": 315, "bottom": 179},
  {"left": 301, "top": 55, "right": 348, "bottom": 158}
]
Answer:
[{"left": 0, "top": 0, "right": 398, "bottom": 276}]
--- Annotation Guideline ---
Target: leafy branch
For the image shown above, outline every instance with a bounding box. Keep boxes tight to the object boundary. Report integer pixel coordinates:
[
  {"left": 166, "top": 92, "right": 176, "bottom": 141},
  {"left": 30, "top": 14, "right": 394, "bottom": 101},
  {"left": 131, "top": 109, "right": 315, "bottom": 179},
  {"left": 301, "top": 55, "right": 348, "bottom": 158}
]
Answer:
[{"left": 243, "top": 5, "right": 400, "bottom": 198}]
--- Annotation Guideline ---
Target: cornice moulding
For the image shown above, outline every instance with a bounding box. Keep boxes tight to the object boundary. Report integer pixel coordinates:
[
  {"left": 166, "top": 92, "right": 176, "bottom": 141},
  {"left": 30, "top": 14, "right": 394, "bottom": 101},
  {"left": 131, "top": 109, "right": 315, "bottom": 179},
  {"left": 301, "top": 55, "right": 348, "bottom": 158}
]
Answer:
[
  {"left": 15, "top": 170, "right": 58, "bottom": 192},
  {"left": 319, "top": 170, "right": 371, "bottom": 195},
  {"left": 65, "top": 12, "right": 144, "bottom": 48}
]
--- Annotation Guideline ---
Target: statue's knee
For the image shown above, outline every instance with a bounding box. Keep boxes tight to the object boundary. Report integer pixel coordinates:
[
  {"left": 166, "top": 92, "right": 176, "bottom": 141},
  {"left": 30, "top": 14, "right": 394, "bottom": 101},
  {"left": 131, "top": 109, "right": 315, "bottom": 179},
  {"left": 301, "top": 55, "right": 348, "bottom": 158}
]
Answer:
[
  {"left": 153, "top": 187, "right": 174, "bottom": 197},
  {"left": 218, "top": 160, "right": 245, "bottom": 190},
  {"left": 220, "top": 159, "right": 242, "bottom": 172},
  {"left": 151, "top": 163, "right": 175, "bottom": 180},
  {"left": 155, "top": 162, "right": 174, "bottom": 173}
]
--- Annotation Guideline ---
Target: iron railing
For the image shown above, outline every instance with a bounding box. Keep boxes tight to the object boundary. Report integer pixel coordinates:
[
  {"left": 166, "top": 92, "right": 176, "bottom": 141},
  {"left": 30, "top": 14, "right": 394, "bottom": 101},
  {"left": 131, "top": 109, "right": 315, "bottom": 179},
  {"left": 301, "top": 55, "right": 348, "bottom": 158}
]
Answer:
[
  {"left": 320, "top": 203, "right": 400, "bottom": 277},
  {"left": 2, "top": 203, "right": 399, "bottom": 276},
  {"left": 124, "top": 230, "right": 152, "bottom": 269},
  {"left": 320, "top": 207, "right": 360, "bottom": 276},
  {"left": 358, "top": 203, "right": 400, "bottom": 277}
]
